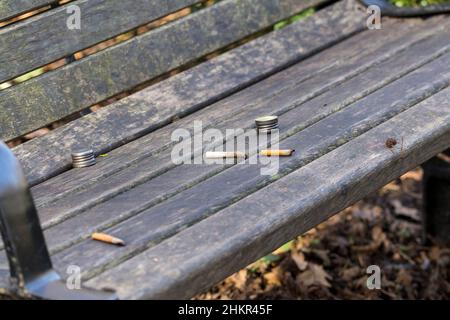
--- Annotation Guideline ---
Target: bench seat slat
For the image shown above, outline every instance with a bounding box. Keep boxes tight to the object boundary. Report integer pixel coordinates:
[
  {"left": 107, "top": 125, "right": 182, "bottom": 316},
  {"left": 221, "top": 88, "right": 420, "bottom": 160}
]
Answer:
[
  {"left": 29, "top": 30, "right": 450, "bottom": 258},
  {"left": 29, "top": 17, "right": 450, "bottom": 235},
  {"left": 37, "top": 52, "right": 450, "bottom": 282},
  {"left": 12, "top": 0, "right": 365, "bottom": 187},
  {"left": 0, "top": 2, "right": 448, "bottom": 298},
  {"left": 1, "top": 14, "right": 445, "bottom": 259},
  {"left": 0, "top": 28, "right": 442, "bottom": 252},
  {"left": 0, "top": 0, "right": 327, "bottom": 142},
  {"left": 0, "top": 0, "right": 201, "bottom": 82},
  {"left": 83, "top": 87, "right": 450, "bottom": 299},
  {"left": 0, "top": 0, "right": 56, "bottom": 22}
]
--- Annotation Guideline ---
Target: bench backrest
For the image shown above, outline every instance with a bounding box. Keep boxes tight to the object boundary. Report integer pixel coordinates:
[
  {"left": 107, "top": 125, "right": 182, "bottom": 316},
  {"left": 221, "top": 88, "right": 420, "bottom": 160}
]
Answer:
[{"left": 0, "top": 0, "right": 322, "bottom": 142}]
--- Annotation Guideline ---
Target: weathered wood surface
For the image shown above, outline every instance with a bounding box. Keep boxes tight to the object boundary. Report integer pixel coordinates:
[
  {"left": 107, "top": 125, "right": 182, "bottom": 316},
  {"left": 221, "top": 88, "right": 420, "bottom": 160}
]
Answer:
[
  {"left": 24, "top": 14, "right": 448, "bottom": 209},
  {"left": 29, "top": 19, "right": 450, "bottom": 234},
  {"left": 0, "top": 0, "right": 201, "bottom": 82},
  {"left": 0, "top": 0, "right": 326, "bottom": 142},
  {"left": 36, "top": 52, "right": 450, "bottom": 279},
  {"left": 34, "top": 39, "right": 450, "bottom": 257},
  {"left": 11, "top": 0, "right": 361, "bottom": 186},
  {"left": 0, "top": 0, "right": 56, "bottom": 21},
  {"left": 83, "top": 87, "right": 450, "bottom": 299},
  {"left": 0, "top": 31, "right": 448, "bottom": 270},
  {"left": 1, "top": 0, "right": 449, "bottom": 300}
]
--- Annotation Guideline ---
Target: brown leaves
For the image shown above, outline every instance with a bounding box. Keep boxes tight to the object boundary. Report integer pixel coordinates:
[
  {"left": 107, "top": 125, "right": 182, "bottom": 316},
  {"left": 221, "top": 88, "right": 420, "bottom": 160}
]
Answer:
[
  {"left": 396, "top": 269, "right": 413, "bottom": 288},
  {"left": 293, "top": 251, "right": 332, "bottom": 289},
  {"left": 197, "top": 168, "right": 449, "bottom": 300},
  {"left": 263, "top": 267, "right": 283, "bottom": 287},
  {"left": 233, "top": 270, "right": 248, "bottom": 291},
  {"left": 352, "top": 226, "right": 389, "bottom": 253},
  {"left": 297, "top": 263, "right": 332, "bottom": 288},
  {"left": 340, "top": 266, "right": 361, "bottom": 282},
  {"left": 291, "top": 251, "right": 308, "bottom": 271},
  {"left": 391, "top": 199, "right": 421, "bottom": 222}
]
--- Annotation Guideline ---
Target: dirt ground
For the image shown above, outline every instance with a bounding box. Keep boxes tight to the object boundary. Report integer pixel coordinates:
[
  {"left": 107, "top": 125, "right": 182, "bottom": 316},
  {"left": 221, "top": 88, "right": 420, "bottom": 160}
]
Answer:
[{"left": 196, "top": 168, "right": 450, "bottom": 300}]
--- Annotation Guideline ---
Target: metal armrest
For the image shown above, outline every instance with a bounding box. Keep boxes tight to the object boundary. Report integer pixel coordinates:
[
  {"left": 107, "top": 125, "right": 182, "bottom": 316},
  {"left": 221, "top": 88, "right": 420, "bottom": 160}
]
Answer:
[{"left": 0, "top": 141, "right": 117, "bottom": 300}]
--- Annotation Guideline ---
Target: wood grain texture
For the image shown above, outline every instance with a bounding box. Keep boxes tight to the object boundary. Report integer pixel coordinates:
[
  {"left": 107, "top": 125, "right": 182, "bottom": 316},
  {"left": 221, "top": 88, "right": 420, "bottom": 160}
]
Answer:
[
  {"left": 12, "top": 0, "right": 367, "bottom": 186},
  {"left": 1, "top": 6, "right": 449, "bottom": 297},
  {"left": 38, "top": 52, "right": 450, "bottom": 280},
  {"left": 0, "top": 0, "right": 56, "bottom": 22},
  {"left": 29, "top": 20, "right": 450, "bottom": 234},
  {"left": 84, "top": 87, "right": 450, "bottom": 299},
  {"left": 2, "top": 29, "right": 441, "bottom": 262},
  {"left": 0, "top": 0, "right": 326, "bottom": 141},
  {"left": 0, "top": 0, "right": 201, "bottom": 82}
]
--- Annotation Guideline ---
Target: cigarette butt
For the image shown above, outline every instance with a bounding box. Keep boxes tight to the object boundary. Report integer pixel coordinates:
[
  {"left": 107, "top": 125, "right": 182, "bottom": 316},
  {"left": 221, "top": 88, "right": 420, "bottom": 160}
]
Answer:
[
  {"left": 92, "top": 233, "right": 125, "bottom": 246},
  {"left": 260, "top": 149, "right": 295, "bottom": 157},
  {"left": 205, "top": 151, "right": 247, "bottom": 159}
]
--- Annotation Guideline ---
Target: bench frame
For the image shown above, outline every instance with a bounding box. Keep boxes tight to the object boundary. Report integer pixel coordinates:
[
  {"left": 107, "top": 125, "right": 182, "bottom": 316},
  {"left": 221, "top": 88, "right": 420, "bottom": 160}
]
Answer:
[{"left": 0, "top": 142, "right": 116, "bottom": 299}]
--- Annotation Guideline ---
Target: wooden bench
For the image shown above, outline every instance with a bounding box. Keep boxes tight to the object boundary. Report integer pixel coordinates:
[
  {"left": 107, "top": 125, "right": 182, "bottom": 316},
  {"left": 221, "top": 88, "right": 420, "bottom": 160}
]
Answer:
[{"left": 0, "top": 0, "right": 449, "bottom": 299}]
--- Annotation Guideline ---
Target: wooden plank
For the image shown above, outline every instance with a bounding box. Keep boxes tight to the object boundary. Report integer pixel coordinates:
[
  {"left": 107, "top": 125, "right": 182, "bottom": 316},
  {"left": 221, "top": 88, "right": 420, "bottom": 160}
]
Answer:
[
  {"left": 26, "top": 15, "right": 446, "bottom": 204},
  {"left": 0, "top": 16, "right": 443, "bottom": 255},
  {"left": 40, "top": 52, "right": 450, "bottom": 279},
  {"left": 0, "top": 0, "right": 327, "bottom": 141},
  {"left": 0, "top": 0, "right": 56, "bottom": 22},
  {"left": 3, "top": 28, "right": 442, "bottom": 256},
  {"left": 30, "top": 22, "right": 450, "bottom": 234},
  {"left": 12, "top": 0, "right": 368, "bottom": 187},
  {"left": 0, "top": 0, "right": 201, "bottom": 82},
  {"left": 84, "top": 87, "right": 450, "bottom": 299}
]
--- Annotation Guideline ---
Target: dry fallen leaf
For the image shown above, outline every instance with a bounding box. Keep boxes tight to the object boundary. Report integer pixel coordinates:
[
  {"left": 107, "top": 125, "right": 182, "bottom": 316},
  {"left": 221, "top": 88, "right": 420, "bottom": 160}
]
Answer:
[
  {"left": 340, "top": 266, "right": 361, "bottom": 281},
  {"left": 291, "top": 251, "right": 308, "bottom": 271},
  {"left": 264, "top": 268, "right": 282, "bottom": 287},
  {"left": 391, "top": 199, "right": 421, "bottom": 222},
  {"left": 297, "top": 263, "right": 332, "bottom": 288},
  {"left": 396, "top": 269, "right": 413, "bottom": 287},
  {"left": 310, "top": 249, "right": 331, "bottom": 266},
  {"left": 372, "top": 226, "right": 385, "bottom": 242},
  {"left": 429, "top": 246, "right": 442, "bottom": 262},
  {"left": 232, "top": 270, "right": 247, "bottom": 291}
]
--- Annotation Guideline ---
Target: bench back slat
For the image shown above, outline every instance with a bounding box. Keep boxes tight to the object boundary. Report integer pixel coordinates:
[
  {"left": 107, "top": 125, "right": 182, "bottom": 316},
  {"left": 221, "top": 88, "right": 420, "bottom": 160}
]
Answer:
[
  {"left": 0, "top": 0, "right": 202, "bottom": 83},
  {"left": 0, "top": 0, "right": 324, "bottom": 142},
  {"left": 0, "top": 0, "right": 56, "bottom": 22}
]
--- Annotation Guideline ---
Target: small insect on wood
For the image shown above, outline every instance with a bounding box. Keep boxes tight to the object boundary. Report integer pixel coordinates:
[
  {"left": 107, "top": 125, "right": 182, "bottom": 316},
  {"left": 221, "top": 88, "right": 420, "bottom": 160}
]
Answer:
[{"left": 385, "top": 137, "right": 404, "bottom": 155}]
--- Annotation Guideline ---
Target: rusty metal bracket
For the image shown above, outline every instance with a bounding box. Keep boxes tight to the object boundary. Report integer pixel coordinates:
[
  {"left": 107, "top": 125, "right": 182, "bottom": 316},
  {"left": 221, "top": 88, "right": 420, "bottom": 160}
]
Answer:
[
  {"left": 0, "top": 141, "right": 117, "bottom": 300},
  {"left": 359, "top": 0, "right": 450, "bottom": 17}
]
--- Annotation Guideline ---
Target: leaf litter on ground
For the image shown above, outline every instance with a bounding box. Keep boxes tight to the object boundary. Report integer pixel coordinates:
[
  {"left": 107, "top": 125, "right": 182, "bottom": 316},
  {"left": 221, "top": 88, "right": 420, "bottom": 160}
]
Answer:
[{"left": 196, "top": 168, "right": 450, "bottom": 300}]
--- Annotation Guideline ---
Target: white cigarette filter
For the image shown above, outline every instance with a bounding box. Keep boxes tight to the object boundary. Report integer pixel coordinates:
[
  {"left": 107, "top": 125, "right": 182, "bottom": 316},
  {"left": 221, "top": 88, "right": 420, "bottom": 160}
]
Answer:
[{"left": 205, "top": 151, "right": 247, "bottom": 159}]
